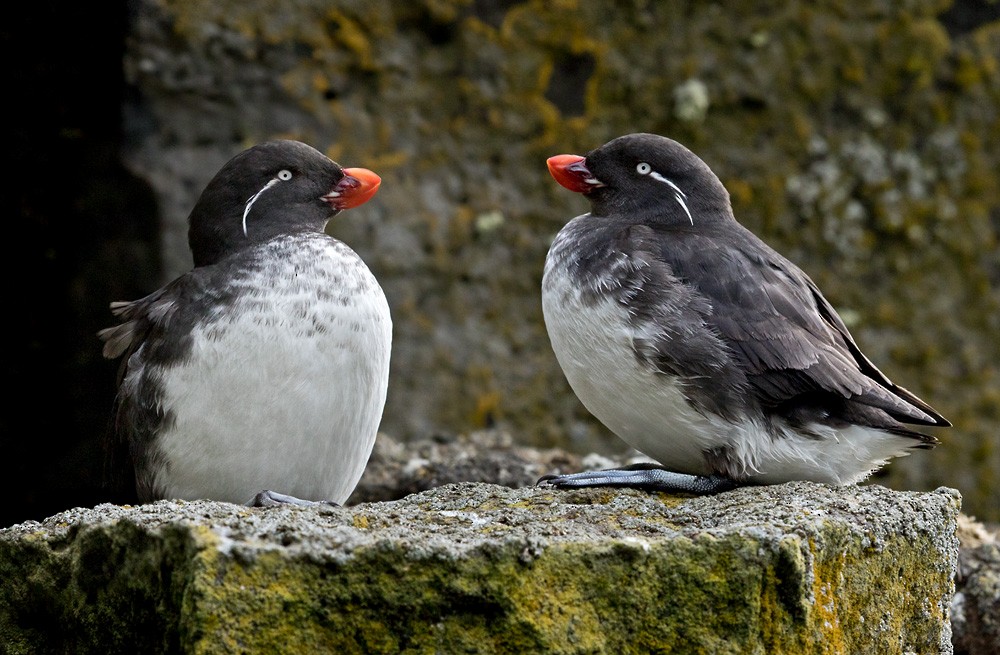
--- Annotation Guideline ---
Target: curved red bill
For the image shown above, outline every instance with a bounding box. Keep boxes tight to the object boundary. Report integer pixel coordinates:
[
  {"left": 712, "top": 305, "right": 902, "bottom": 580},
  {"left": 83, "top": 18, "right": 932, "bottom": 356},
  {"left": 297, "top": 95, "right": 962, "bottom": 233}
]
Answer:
[
  {"left": 546, "top": 154, "right": 603, "bottom": 193},
  {"left": 324, "top": 167, "right": 382, "bottom": 209}
]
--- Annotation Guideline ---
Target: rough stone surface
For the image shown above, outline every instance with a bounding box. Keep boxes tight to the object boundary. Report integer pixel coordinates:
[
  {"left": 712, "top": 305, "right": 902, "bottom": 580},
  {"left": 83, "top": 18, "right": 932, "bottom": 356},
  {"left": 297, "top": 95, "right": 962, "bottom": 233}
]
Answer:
[
  {"left": 347, "top": 429, "right": 648, "bottom": 504},
  {"left": 0, "top": 483, "right": 959, "bottom": 654},
  {"left": 119, "top": 0, "right": 1000, "bottom": 521},
  {"left": 354, "top": 429, "right": 1000, "bottom": 654},
  {"left": 352, "top": 430, "right": 1000, "bottom": 653},
  {"left": 952, "top": 514, "right": 1000, "bottom": 655}
]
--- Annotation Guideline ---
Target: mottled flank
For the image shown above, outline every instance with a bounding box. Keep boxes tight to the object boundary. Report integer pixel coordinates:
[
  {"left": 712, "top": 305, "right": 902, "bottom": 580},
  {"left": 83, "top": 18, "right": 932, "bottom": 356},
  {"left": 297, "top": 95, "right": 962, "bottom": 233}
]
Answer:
[
  {"left": 0, "top": 482, "right": 959, "bottom": 654},
  {"left": 124, "top": 0, "right": 1000, "bottom": 519}
]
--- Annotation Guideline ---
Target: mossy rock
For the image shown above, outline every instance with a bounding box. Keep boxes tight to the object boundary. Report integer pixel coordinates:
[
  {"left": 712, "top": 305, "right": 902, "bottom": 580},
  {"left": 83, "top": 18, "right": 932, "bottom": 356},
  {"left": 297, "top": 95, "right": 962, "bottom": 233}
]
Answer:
[{"left": 0, "top": 482, "right": 959, "bottom": 653}]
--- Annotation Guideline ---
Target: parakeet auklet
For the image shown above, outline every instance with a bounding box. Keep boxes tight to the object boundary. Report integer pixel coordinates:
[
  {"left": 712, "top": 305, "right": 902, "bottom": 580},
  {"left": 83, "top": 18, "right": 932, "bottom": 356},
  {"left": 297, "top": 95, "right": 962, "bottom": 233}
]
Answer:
[
  {"left": 100, "top": 140, "right": 389, "bottom": 507},
  {"left": 539, "top": 133, "right": 949, "bottom": 494}
]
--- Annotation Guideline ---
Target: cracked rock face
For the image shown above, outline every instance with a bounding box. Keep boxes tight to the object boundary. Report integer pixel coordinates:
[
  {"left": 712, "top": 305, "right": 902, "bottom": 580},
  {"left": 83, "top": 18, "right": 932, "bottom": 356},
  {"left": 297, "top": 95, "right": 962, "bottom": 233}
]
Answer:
[{"left": 1, "top": 482, "right": 959, "bottom": 654}]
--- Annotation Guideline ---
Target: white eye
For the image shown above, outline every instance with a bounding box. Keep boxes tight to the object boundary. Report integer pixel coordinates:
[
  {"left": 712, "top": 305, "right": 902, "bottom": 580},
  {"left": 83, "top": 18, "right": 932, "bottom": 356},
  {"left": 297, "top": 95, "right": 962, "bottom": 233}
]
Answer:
[
  {"left": 636, "top": 162, "right": 651, "bottom": 175},
  {"left": 277, "top": 169, "right": 293, "bottom": 181}
]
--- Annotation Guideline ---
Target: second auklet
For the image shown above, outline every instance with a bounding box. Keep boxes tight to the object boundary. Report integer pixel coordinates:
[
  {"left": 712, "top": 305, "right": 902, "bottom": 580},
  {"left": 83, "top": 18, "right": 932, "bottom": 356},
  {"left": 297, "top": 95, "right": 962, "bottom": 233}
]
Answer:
[
  {"left": 539, "top": 133, "right": 949, "bottom": 494},
  {"left": 100, "top": 140, "right": 389, "bottom": 507}
]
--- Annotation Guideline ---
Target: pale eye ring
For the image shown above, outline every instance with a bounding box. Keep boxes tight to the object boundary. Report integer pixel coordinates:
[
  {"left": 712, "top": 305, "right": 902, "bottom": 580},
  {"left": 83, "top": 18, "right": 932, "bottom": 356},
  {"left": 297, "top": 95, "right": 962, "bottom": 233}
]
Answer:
[
  {"left": 277, "top": 169, "right": 293, "bottom": 181},
  {"left": 636, "top": 162, "right": 651, "bottom": 175}
]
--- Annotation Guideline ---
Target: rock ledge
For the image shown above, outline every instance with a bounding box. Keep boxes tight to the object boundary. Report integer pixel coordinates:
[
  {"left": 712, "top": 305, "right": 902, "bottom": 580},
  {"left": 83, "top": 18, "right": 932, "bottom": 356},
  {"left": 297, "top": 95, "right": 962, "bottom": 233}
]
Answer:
[{"left": 0, "top": 482, "right": 959, "bottom": 654}]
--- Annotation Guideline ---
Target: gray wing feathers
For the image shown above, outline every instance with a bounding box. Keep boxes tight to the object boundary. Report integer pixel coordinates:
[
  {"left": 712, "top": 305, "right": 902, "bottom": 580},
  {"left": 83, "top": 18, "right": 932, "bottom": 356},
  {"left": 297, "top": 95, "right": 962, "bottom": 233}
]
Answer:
[
  {"left": 98, "top": 289, "right": 175, "bottom": 361},
  {"left": 622, "top": 223, "right": 948, "bottom": 430}
]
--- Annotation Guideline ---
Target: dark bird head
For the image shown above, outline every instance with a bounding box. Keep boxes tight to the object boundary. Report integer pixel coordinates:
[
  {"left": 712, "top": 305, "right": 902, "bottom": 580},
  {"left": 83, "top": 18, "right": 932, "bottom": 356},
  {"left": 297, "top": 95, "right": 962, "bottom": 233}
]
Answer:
[
  {"left": 187, "top": 140, "right": 381, "bottom": 267},
  {"left": 547, "top": 133, "right": 732, "bottom": 226}
]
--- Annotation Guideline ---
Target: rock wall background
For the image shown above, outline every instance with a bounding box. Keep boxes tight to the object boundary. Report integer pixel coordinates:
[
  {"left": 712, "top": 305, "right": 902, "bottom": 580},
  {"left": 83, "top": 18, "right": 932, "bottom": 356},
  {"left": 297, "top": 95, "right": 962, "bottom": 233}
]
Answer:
[{"left": 5, "top": 0, "right": 999, "bottom": 525}]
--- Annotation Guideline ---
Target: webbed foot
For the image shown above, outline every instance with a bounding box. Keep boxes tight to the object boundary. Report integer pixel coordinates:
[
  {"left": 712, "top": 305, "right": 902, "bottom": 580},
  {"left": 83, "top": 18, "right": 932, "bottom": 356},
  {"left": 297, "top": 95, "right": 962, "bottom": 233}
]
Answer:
[
  {"left": 248, "top": 490, "right": 340, "bottom": 508},
  {"left": 538, "top": 463, "right": 737, "bottom": 495}
]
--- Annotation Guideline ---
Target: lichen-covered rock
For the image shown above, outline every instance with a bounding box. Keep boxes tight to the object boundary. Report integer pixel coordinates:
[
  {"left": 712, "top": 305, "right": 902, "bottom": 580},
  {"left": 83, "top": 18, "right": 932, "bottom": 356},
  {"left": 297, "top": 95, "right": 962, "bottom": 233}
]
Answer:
[
  {"left": 121, "top": 0, "right": 999, "bottom": 522},
  {"left": 952, "top": 514, "right": 1000, "bottom": 655},
  {"left": 0, "top": 483, "right": 959, "bottom": 654}
]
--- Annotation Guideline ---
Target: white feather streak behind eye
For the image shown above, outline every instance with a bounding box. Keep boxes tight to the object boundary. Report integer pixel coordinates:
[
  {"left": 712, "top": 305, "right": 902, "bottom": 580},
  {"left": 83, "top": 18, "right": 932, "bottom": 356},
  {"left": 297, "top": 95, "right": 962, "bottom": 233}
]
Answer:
[
  {"left": 650, "top": 171, "right": 694, "bottom": 225},
  {"left": 242, "top": 177, "right": 281, "bottom": 237}
]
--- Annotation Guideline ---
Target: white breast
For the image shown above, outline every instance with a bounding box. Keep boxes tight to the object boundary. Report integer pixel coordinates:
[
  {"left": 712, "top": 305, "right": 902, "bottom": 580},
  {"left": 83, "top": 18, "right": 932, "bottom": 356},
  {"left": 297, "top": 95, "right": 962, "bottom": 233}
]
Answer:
[
  {"left": 151, "top": 236, "right": 391, "bottom": 504},
  {"left": 542, "top": 263, "right": 723, "bottom": 475},
  {"left": 542, "top": 239, "right": 916, "bottom": 486}
]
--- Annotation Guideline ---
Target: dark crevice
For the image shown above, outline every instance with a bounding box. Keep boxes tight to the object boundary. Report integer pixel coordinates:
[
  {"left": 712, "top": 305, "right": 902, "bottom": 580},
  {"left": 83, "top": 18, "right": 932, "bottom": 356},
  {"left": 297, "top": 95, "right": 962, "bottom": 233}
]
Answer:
[
  {"left": 394, "top": 7, "right": 459, "bottom": 46},
  {"left": 2, "top": 2, "right": 157, "bottom": 526},
  {"left": 422, "top": 17, "right": 459, "bottom": 45},
  {"left": 739, "top": 96, "right": 768, "bottom": 111},
  {"left": 938, "top": 0, "right": 1000, "bottom": 37},
  {"left": 471, "top": 0, "right": 529, "bottom": 29},
  {"left": 544, "top": 51, "right": 596, "bottom": 117}
]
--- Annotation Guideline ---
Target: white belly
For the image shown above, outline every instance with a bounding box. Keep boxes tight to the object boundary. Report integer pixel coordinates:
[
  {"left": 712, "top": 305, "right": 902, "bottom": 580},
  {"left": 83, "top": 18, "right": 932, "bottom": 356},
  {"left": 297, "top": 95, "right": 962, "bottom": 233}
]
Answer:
[
  {"left": 542, "top": 274, "right": 722, "bottom": 475},
  {"left": 152, "top": 238, "right": 391, "bottom": 504},
  {"left": 542, "top": 265, "right": 915, "bottom": 485}
]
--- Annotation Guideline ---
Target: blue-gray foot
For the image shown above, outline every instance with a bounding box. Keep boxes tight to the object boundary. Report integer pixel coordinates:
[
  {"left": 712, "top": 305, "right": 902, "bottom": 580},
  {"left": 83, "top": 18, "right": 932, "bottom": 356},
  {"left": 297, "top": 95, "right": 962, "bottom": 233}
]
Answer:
[
  {"left": 538, "top": 464, "right": 737, "bottom": 495},
  {"left": 248, "top": 490, "right": 339, "bottom": 508}
]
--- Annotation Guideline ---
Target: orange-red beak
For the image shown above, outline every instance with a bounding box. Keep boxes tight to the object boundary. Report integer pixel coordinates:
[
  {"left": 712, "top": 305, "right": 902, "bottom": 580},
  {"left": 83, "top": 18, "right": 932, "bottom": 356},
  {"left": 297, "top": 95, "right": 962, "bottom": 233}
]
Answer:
[
  {"left": 546, "top": 154, "right": 603, "bottom": 193},
  {"left": 324, "top": 167, "right": 382, "bottom": 209}
]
